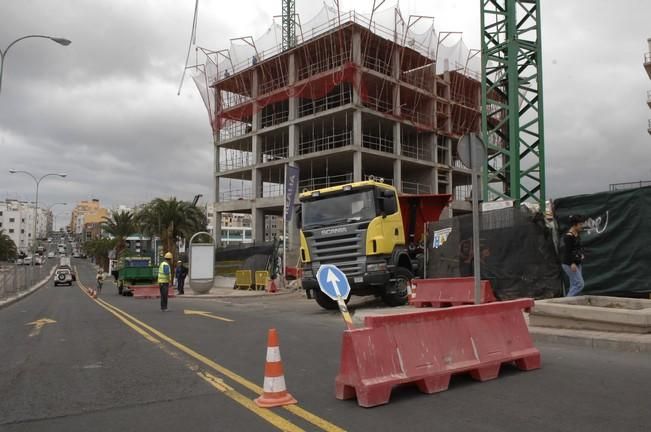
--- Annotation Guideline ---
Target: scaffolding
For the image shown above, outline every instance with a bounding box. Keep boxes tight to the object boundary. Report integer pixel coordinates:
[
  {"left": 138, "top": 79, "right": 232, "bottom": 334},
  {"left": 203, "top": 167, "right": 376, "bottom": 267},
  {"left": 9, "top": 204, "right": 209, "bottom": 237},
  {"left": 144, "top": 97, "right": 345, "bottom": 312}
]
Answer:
[{"left": 185, "top": 1, "right": 484, "bottom": 244}]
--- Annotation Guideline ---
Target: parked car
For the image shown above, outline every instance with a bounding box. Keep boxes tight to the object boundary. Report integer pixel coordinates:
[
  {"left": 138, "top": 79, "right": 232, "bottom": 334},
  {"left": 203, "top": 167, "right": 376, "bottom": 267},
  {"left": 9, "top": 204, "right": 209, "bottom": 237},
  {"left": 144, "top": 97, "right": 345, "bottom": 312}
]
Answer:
[
  {"left": 34, "top": 256, "right": 43, "bottom": 266},
  {"left": 23, "top": 257, "right": 32, "bottom": 266},
  {"left": 16, "top": 258, "right": 24, "bottom": 265},
  {"left": 54, "top": 268, "right": 73, "bottom": 286},
  {"left": 48, "top": 252, "right": 55, "bottom": 258}
]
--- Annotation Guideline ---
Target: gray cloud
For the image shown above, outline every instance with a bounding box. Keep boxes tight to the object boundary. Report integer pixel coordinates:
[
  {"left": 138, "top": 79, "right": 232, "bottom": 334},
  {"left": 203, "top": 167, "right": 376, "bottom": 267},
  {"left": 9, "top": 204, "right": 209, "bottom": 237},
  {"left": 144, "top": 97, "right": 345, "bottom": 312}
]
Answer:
[{"left": 1, "top": 0, "right": 650, "bottom": 213}]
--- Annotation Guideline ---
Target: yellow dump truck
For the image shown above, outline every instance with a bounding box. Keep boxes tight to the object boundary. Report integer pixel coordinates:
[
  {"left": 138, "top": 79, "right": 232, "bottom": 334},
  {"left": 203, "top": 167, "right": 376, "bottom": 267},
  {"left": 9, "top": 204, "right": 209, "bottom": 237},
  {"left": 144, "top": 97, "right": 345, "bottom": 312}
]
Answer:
[{"left": 299, "top": 180, "right": 450, "bottom": 310}]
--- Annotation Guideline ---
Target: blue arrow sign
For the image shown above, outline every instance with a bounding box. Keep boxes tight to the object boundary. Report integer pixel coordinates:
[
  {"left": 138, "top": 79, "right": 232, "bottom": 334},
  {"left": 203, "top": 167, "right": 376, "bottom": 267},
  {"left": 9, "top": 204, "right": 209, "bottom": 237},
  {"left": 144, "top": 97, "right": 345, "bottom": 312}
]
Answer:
[{"left": 316, "top": 264, "right": 351, "bottom": 301}]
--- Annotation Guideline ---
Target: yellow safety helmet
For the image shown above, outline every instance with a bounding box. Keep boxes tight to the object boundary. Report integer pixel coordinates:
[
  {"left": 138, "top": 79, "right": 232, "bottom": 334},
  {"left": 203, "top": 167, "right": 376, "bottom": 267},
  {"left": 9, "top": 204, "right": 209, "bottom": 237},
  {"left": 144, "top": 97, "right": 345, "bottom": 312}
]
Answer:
[{"left": 164, "top": 252, "right": 173, "bottom": 259}]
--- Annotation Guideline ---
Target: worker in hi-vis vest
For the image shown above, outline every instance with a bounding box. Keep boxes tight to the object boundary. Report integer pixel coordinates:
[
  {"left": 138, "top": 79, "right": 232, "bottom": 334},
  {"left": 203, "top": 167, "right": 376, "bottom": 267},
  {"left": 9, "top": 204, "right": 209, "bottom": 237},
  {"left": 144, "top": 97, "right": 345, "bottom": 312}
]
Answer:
[{"left": 158, "top": 252, "right": 173, "bottom": 311}]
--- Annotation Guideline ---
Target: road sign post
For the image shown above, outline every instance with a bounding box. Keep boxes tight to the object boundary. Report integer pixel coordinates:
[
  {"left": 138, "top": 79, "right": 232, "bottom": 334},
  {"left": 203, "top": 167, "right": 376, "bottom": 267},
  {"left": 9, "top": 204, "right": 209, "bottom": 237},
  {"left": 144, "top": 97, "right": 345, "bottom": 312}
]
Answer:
[
  {"left": 458, "top": 133, "right": 487, "bottom": 305},
  {"left": 316, "top": 264, "right": 354, "bottom": 330}
]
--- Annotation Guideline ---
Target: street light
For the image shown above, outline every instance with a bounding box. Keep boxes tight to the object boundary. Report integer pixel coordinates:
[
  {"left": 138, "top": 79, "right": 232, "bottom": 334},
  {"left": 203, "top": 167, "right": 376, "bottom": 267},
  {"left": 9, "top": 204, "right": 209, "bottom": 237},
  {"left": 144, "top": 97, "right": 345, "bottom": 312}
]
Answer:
[
  {"left": 9, "top": 170, "right": 67, "bottom": 268},
  {"left": 0, "top": 35, "right": 71, "bottom": 94}
]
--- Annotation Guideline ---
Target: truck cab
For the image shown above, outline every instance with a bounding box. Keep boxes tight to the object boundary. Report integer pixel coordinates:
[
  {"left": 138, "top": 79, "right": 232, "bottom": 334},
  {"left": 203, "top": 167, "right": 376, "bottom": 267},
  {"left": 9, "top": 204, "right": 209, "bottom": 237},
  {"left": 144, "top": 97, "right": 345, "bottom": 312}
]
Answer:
[{"left": 299, "top": 180, "right": 449, "bottom": 309}]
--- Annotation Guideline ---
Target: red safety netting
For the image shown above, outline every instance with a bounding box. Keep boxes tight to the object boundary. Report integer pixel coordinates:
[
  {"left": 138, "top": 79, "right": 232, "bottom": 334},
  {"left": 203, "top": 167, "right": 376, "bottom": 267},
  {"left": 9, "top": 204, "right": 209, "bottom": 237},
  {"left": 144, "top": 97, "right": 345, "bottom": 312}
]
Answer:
[{"left": 213, "top": 62, "right": 366, "bottom": 132}]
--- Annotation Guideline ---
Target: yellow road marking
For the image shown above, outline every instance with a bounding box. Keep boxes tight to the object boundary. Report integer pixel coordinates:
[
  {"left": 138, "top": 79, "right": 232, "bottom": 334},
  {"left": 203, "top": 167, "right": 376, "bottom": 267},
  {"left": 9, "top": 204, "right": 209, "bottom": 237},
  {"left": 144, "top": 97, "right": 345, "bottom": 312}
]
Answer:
[
  {"left": 184, "top": 309, "right": 234, "bottom": 322},
  {"left": 76, "top": 269, "right": 345, "bottom": 431},
  {"left": 26, "top": 318, "right": 56, "bottom": 337},
  {"left": 198, "top": 372, "right": 305, "bottom": 432},
  {"left": 96, "top": 296, "right": 346, "bottom": 432},
  {"left": 76, "top": 269, "right": 159, "bottom": 344}
]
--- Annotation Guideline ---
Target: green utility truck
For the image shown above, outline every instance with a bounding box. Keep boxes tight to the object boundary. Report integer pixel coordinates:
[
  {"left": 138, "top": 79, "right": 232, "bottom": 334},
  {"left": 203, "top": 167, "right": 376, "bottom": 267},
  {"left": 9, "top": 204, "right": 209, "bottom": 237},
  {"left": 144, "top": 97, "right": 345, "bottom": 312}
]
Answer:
[{"left": 116, "top": 256, "right": 158, "bottom": 296}]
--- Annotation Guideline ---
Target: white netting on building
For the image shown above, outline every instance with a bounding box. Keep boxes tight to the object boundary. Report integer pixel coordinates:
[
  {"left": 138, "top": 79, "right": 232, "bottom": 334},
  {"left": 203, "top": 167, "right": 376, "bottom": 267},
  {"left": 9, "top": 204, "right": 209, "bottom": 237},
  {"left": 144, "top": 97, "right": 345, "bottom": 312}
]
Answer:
[{"left": 190, "top": 1, "right": 481, "bottom": 124}]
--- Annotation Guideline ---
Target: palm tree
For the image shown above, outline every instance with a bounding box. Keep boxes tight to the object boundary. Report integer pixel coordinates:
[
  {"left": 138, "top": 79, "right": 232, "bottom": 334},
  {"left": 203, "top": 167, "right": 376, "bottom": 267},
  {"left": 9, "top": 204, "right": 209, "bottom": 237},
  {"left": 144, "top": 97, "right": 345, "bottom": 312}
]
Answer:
[
  {"left": 0, "top": 229, "right": 18, "bottom": 261},
  {"left": 82, "top": 238, "right": 116, "bottom": 270},
  {"left": 102, "top": 210, "right": 137, "bottom": 258},
  {"left": 137, "top": 197, "right": 207, "bottom": 260}
]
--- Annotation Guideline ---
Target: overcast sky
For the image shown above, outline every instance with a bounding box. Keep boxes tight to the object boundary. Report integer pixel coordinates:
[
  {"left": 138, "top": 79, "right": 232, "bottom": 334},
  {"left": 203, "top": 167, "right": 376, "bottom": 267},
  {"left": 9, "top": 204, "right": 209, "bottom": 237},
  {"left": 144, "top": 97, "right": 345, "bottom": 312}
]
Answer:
[{"left": 2, "top": 0, "right": 650, "bottom": 216}]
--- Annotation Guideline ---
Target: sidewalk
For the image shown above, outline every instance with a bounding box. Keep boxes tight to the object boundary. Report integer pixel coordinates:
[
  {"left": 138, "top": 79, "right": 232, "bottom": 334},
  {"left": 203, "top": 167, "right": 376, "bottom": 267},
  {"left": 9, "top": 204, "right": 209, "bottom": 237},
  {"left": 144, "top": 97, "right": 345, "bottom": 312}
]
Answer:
[
  {"left": 172, "top": 276, "right": 296, "bottom": 299},
  {"left": 0, "top": 266, "right": 57, "bottom": 310}
]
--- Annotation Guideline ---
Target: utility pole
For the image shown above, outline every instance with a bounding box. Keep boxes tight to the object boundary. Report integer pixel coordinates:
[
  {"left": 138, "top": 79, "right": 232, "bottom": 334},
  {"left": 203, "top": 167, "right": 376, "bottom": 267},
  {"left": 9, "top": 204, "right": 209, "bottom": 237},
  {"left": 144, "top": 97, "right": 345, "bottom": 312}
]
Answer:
[{"left": 481, "top": 0, "right": 546, "bottom": 208}]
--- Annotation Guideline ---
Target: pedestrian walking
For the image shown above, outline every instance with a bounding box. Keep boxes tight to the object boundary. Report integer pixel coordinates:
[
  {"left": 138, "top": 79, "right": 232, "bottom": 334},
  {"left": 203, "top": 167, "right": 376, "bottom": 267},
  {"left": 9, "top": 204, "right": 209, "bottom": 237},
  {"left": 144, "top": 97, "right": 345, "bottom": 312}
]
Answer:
[
  {"left": 175, "top": 260, "right": 188, "bottom": 295},
  {"left": 96, "top": 269, "right": 104, "bottom": 297},
  {"left": 561, "top": 215, "right": 586, "bottom": 297},
  {"left": 158, "top": 252, "right": 173, "bottom": 311}
]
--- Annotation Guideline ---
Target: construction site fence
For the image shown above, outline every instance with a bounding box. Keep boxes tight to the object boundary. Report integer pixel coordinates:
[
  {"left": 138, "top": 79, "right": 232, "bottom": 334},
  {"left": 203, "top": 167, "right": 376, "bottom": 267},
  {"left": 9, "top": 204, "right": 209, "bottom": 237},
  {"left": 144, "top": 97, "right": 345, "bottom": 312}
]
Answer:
[
  {"left": 0, "top": 261, "right": 56, "bottom": 303},
  {"left": 426, "top": 206, "right": 561, "bottom": 300}
]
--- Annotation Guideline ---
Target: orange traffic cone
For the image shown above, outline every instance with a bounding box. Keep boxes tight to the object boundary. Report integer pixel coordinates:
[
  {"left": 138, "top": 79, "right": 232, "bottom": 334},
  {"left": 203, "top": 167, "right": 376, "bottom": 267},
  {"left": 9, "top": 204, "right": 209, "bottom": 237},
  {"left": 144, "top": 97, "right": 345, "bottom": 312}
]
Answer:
[{"left": 254, "top": 328, "right": 297, "bottom": 408}]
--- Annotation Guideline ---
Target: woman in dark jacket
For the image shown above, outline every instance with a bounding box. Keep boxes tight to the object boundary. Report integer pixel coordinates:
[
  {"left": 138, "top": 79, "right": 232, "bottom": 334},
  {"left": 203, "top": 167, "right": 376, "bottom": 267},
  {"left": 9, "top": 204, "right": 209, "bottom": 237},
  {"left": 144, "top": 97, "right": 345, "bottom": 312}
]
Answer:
[{"left": 562, "top": 215, "right": 585, "bottom": 296}]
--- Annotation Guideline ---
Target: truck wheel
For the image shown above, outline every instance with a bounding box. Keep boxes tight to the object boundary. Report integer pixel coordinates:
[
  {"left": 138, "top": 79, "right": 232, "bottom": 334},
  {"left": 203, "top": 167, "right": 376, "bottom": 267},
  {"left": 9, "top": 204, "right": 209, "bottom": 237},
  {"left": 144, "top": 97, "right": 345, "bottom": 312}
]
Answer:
[
  {"left": 314, "top": 289, "right": 349, "bottom": 310},
  {"left": 382, "top": 267, "right": 412, "bottom": 307}
]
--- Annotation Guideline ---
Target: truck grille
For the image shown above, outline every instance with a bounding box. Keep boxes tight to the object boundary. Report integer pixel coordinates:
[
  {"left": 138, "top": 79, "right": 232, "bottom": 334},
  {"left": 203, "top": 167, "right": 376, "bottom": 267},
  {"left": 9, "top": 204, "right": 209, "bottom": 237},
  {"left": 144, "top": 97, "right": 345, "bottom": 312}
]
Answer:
[{"left": 307, "top": 228, "right": 366, "bottom": 277}]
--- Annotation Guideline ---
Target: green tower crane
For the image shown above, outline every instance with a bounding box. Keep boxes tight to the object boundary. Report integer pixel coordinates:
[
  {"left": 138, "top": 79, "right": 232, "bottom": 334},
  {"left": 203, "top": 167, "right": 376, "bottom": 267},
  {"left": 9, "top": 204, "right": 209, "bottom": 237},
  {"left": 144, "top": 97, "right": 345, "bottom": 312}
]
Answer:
[
  {"left": 481, "top": 0, "right": 546, "bottom": 208},
  {"left": 282, "top": 0, "right": 297, "bottom": 51}
]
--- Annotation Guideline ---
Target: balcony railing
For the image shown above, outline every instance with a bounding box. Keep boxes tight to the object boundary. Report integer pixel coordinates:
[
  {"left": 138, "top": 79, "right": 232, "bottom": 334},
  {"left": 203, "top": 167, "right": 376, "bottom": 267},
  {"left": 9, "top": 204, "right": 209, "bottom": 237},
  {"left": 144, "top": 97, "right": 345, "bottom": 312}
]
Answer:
[
  {"left": 402, "top": 181, "right": 431, "bottom": 194},
  {"left": 645, "top": 52, "right": 651, "bottom": 64}
]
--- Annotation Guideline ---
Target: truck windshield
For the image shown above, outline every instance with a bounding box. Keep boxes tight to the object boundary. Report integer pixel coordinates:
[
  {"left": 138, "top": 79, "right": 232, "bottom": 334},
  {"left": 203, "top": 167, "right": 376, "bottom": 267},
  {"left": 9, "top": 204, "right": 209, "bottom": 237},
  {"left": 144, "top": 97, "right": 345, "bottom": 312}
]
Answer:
[{"left": 302, "top": 189, "right": 376, "bottom": 228}]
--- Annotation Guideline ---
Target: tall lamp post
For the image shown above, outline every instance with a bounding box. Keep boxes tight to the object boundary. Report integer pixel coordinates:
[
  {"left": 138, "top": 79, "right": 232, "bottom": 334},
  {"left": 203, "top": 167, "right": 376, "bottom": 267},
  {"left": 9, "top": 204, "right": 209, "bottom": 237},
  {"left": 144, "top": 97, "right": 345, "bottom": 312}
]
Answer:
[
  {"left": 0, "top": 35, "right": 71, "bottom": 95},
  {"left": 9, "top": 170, "right": 67, "bottom": 267}
]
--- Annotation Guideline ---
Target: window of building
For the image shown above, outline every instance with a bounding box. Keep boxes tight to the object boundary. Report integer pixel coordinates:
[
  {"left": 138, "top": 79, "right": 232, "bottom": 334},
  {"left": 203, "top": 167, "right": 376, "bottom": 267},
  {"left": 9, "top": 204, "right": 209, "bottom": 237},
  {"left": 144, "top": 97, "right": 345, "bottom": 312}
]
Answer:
[
  {"left": 9, "top": 229, "right": 14, "bottom": 233},
  {"left": 9, "top": 218, "right": 15, "bottom": 223},
  {"left": 21, "top": 229, "right": 25, "bottom": 234},
  {"left": 21, "top": 218, "right": 25, "bottom": 223}
]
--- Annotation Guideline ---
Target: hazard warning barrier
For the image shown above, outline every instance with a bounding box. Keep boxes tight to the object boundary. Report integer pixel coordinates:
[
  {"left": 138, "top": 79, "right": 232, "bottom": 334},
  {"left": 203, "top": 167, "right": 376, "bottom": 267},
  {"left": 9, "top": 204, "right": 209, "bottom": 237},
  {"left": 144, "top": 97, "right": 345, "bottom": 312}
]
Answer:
[
  {"left": 235, "top": 270, "right": 253, "bottom": 290},
  {"left": 335, "top": 299, "right": 540, "bottom": 408},
  {"left": 131, "top": 285, "right": 176, "bottom": 299},
  {"left": 410, "top": 277, "right": 497, "bottom": 308},
  {"left": 254, "top": 328, "right": 297, "bottom": 408},
  {"left": 255, "top": 271, "right": 269, "bottom": 291}
]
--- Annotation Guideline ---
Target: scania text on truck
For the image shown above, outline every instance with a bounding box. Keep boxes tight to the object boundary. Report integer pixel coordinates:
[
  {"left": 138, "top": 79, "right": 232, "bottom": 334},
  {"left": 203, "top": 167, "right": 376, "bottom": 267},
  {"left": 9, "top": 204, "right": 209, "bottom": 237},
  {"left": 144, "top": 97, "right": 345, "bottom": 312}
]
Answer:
[{"left": 298, "top": 179, "right": 450, "bottom": 310}]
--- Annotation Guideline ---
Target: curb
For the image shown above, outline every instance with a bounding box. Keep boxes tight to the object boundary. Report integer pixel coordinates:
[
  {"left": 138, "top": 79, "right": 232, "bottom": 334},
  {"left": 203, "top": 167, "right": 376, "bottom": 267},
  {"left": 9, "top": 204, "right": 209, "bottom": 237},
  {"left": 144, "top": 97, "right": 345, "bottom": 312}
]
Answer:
[
  {"left": 0, "top": 266, "right": 57, "bottom": 310},
  {"left": 529, "top": 326, "right": 651, "bottom": 353}
]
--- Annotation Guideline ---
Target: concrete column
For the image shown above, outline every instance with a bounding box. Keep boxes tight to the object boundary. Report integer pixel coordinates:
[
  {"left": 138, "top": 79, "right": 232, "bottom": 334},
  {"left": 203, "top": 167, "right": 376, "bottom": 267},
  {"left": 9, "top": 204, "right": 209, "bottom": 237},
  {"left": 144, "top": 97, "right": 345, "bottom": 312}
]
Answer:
[
  {"left": 288, "top": 53, "right": 297, "bottom": 121},
  {"left": 353, "top": 151, "right": 362, "bottom": 182},
  {"left": 288, "top": 125, "right": 298, "bottom": 157},
  {"left": 214, "top": 211, "right": 222, "bottom": 247},
  {"left": 252, "top": 207, "right": 265, "bottom": 244},
  {"left": 352, "top": 30, "right": 362, "bottom": 105},
  {"left": 393, "top": 123, "right": 401, "bottom": 156},
  {"left": 252, "top": 69, "right": 259, "bottom": 131},
  {"left": 393, "top": 159, "right": 402, "bottom": 192},
  {"left": 353, "top": 110, "right": 362, "bottom": 147},
  {"left": 252, "top": 133, "right": 260, "bottom": 165},
  {"left": 252, "top": 167, "right": 262, "bottom": 199},
  {"left": 392, "top": 44, "right": 401, "bottom": 80}
]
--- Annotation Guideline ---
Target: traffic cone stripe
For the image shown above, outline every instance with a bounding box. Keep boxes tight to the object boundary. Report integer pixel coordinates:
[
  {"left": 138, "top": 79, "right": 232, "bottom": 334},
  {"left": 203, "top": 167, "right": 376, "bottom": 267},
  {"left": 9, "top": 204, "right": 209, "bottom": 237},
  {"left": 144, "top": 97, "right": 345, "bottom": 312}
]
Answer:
[
  {"left": 263, "top": 375, "right": 287, "bottom": 393},
  {"left": 266, "top": 347, "right": 281, "bottom": 362},
  {"left": 264, "top": 361, "right": 284, "bottom": 377}
]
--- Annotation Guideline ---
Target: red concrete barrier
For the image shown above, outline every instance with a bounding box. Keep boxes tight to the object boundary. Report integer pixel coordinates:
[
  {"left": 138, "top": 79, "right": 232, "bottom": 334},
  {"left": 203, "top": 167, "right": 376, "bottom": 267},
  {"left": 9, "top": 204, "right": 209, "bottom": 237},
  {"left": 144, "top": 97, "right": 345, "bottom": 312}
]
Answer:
[
  {"left": 409, "top": 277, "right": 496, "bottom": 307},
  {"left": 335, "top": 299, "right": 540, "bottom": 407},
  {"left": 131, "top": 285, "right": 176, "bottom": 299}
]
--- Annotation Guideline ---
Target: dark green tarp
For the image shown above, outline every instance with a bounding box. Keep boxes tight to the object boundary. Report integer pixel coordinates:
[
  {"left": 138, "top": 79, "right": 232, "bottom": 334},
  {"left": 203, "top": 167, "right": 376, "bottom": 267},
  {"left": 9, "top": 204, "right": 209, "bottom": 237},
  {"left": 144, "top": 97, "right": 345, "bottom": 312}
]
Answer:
[
  {"left": 426, "top": 207, "right": 561, "bottom": 300},
  {"left": 553, "top": 187, "right": 651, "bottom": 297}
]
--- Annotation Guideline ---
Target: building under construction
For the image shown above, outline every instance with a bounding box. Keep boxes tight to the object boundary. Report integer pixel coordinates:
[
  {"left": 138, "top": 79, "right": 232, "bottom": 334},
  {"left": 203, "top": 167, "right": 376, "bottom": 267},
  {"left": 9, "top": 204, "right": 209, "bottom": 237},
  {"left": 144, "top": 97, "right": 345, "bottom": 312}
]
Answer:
[{"left": 192, "top": 4, "right": 482, "bottom": 247}]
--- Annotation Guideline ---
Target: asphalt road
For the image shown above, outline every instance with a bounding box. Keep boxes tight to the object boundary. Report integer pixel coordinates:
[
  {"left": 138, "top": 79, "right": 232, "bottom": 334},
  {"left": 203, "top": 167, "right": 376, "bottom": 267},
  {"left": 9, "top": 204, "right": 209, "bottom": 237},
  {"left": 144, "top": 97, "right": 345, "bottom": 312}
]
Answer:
[{"left": 0, "top": 259, "right": 649, "bottom": 432}]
